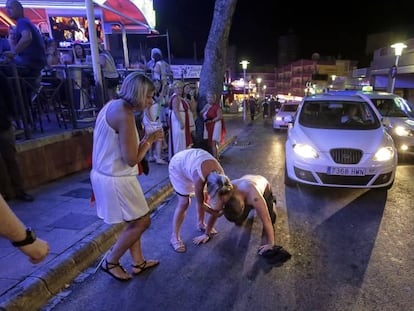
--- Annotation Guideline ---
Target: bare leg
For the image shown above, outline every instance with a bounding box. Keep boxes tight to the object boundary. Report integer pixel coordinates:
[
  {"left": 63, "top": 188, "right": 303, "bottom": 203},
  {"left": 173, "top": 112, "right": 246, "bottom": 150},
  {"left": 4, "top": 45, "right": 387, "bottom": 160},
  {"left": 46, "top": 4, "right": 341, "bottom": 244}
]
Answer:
[
  {"left": 105, "top": 216, "right": 150, "bottom": 279},
  {"left": 155, "top": 140, "right": 167, "bottom": 164},
  {"left": 171, "top": 195, "right": 190, "bottom": 242},
  {"left": 127, "top": 215, "right": 151, "bottom": 264},
  {"left": 148, "top": 144, "right": 155, "bottom": 161},
  {"left": 196, "top": 192, "right": 217, "bottom": 234},
  {"left": 212, "top": 140, "right": 219, "bottom": 159},
  {"left": 155, "top": 140, "right": 162, "bottom": 160},
  {"left": 196, "top": 201, "right": 206, "bottom": 230}
]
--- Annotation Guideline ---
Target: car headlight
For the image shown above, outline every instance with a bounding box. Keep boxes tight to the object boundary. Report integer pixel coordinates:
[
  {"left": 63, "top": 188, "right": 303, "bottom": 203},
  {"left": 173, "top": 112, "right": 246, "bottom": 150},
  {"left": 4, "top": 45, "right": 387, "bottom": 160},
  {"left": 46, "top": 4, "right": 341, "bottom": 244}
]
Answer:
[
  {"left": 293, "top": 143, "right": 319, "bottom": 158},
  {"left": 394, "top": 126, "right": 412, "bottom": 137},
  {"left": 276, "top": 116, "right": 283, "bottom": 121},
  {"left": 373, "top": 147, "right": 395, "bottom": 162}
]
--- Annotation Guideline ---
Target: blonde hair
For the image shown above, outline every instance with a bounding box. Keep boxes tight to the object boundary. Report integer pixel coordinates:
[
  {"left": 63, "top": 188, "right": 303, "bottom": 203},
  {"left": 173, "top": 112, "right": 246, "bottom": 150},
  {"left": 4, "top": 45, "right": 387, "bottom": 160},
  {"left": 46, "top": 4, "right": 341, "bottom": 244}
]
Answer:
[
  {"left": 207, "top": 171, "right": 233, "bottom": 198},
  {"left": 171, "top": 80, "right": 184, "bottom": 89},
  {"left": 118, "top": 73, "right": 155, "bottom": 109}
]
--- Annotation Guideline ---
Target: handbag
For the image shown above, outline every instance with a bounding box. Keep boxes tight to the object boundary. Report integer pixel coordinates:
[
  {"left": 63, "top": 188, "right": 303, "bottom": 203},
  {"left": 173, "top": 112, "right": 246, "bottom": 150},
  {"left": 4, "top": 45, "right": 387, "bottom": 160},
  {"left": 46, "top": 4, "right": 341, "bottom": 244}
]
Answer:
[{"left": 138, "top": 157, "right": 149, "bottom": 176}]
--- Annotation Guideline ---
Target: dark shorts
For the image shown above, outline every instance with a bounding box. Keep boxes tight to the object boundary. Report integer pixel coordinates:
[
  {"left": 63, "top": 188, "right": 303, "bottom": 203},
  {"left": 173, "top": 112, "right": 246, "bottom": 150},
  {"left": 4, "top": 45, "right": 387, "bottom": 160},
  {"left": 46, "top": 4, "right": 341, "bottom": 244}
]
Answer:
[{"left": 236, "top": 186, "right": 277, "bottom": 225}]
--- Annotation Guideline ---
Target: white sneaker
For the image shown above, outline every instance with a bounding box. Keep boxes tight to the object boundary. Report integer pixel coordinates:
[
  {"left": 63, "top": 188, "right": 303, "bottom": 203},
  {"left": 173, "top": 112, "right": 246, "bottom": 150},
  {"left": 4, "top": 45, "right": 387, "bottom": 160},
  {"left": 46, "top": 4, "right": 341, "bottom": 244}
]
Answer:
[{"left": 156, "top": 158, "right": 168, "bottom": 165}]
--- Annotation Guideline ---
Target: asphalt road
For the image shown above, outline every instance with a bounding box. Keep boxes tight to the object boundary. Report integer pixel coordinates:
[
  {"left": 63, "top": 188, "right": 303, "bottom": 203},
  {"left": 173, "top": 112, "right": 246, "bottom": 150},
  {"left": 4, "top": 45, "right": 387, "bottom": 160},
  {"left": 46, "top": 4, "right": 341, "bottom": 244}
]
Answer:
[{"left": 42, "top": 118, "right": 414, "bottom": 311}]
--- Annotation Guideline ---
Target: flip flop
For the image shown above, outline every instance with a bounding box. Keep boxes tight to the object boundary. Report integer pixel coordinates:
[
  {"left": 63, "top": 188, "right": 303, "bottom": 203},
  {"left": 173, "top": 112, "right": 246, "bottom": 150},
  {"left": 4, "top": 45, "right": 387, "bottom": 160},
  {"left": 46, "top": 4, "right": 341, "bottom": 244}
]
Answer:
[
  {"left": 100, "top": 259, "right": 131, "bottom": 282},
  {"left": 131, "top": 260, "right": 160, "bottom": 275},
  {"left": 170, "top": 238, "right": 186, "bottom": 253}
]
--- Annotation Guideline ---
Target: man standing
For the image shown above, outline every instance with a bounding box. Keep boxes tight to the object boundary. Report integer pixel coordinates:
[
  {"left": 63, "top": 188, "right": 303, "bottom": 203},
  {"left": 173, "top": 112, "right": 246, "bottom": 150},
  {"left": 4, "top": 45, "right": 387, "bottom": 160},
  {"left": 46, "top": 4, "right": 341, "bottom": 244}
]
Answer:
[
  {"left": 0, "top": 83, "right": 34, "bottom": 201},
  {"left": 0, "top": 0, "right": 42, "bottom": 202}
]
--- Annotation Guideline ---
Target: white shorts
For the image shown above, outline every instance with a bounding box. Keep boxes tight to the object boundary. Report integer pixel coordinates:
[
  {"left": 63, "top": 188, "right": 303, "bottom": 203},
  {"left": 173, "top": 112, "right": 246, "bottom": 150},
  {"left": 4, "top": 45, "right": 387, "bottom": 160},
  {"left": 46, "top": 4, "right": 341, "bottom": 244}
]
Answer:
[{"left": 168, "top": 158, "right": 195, "bottom": 196}]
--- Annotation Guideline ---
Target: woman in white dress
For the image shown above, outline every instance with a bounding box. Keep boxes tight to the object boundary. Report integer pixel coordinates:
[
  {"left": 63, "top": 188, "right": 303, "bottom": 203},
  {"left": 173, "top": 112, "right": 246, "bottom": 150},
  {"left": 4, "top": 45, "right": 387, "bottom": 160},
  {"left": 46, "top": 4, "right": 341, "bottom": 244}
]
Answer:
[
  {"left": 90, "top": 73, "right": 164, "bottom": 281},
  {"left": 168, "top": 148, "right": 233, "bottom": 253},
  {"left": 168, "top": 80, "right": 195, "bottom": 160}
]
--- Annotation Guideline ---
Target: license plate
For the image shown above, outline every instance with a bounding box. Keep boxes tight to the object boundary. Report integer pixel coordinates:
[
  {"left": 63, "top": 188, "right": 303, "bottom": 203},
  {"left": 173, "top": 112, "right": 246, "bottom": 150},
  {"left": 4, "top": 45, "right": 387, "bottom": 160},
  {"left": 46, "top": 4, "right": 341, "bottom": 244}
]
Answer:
[{"left": 327, "top": 167, "right": 366, "bottom": 176}]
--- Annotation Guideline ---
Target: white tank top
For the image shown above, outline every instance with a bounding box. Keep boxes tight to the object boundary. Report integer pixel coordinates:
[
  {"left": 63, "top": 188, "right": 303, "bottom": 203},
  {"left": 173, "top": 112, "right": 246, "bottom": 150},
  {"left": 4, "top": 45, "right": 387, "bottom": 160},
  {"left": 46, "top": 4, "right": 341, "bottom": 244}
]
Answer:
[
  {"left": 174, "top": 148, "right": 220, "bottom": 182},
  {"left": 92, "top": 102, "right": 139, "bottom": 176}
]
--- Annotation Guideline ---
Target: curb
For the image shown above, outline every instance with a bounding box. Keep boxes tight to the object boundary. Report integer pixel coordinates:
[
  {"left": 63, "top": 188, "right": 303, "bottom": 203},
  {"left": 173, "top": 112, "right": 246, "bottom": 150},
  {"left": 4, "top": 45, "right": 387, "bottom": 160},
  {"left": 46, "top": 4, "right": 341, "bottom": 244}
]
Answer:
[
  {"left": 0, "top": 179, "right": 173, "bottom": 311},
  {"left": 0, "top": 136, "right": 236, "bottom": 311}
]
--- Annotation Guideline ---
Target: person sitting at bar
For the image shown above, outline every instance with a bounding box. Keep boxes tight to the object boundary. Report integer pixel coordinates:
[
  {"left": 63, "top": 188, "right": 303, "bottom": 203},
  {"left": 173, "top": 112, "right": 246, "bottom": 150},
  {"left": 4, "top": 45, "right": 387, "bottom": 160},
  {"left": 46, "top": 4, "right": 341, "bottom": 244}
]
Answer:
[
  {"left": 1, "top": 0, "right": 47, "bottom": 133},
  {"left": 99, "top": 43, "right": 120, "bottom": 102},
  {"left": 71, "top": 42, "right": 86, "bottom": 64},
  {"left": 45, "top": 38, "right": 61, "bottom": 68},
  {"left": 2, "top": 0, "right": 46, "bottom": 79}
]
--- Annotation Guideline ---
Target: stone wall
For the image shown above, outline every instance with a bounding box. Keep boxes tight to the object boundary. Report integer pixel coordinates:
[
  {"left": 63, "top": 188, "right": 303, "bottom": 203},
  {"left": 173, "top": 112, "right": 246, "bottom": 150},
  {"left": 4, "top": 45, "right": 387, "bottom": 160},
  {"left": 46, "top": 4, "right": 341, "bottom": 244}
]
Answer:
[{"left": 16, "top": 128, "right": 93, "bottom": 189}]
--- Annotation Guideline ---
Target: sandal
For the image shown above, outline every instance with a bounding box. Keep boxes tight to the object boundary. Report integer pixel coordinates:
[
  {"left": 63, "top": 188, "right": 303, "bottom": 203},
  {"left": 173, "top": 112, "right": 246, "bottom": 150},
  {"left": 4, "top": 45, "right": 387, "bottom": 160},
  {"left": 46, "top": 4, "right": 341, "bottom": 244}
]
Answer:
[
  {"left": 100, "top": 259, "right": 131, "bottom": 282},
  {"left": 170, "top": 238, "right": 186, "bottom": 253},
  {"left": 132, "top": 260, "right": 160, "bottom": 275}
]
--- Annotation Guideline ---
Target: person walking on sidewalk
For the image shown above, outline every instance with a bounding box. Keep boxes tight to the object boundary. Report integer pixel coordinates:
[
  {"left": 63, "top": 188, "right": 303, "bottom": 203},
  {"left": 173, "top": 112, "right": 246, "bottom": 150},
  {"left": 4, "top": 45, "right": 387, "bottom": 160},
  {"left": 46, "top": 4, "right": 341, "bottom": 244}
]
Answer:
[
  {"left": 90, "top": 73, "right": 164, "bottom": 281},
  {"left": 168, "top": 148, "right": 233, "bottom": 253},
  {"left": 0, "top": 194, "right": 49, "bottom": 263}
]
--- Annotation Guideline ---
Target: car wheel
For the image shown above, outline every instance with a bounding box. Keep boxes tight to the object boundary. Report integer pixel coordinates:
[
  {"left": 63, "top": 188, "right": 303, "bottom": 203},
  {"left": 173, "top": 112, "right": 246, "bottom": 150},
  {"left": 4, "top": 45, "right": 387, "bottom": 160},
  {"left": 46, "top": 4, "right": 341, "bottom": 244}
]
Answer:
[{"left": 284, "top": 164, "right": 296, "bottom": 187}]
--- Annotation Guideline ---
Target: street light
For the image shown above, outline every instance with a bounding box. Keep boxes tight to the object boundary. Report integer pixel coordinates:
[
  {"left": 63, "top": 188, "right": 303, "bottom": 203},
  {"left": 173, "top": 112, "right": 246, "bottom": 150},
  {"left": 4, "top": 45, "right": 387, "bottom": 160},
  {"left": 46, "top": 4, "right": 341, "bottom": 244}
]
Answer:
[
  {"left": 240, "top": 60, "right": 250, "bottom": 121},
  {"left": 388, "top": 42, "right": 407, "bottom": 94},
  {"left": 256, "top": 77, "right": 262, "bottom": 97},
  {"left": 263, "top": 85, "right": 267, "bottom": 98}
]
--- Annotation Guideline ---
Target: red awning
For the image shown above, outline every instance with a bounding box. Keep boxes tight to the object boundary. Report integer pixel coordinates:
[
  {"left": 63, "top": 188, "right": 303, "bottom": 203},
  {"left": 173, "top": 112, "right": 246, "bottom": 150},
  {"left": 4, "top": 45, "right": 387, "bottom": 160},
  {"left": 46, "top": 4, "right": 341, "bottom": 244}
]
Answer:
[
  {"left": 0, "top": 0, "right": 155, "bottom": 36},
  {"left": 0, "top": 7, "right": 47, "bottom": 34}
]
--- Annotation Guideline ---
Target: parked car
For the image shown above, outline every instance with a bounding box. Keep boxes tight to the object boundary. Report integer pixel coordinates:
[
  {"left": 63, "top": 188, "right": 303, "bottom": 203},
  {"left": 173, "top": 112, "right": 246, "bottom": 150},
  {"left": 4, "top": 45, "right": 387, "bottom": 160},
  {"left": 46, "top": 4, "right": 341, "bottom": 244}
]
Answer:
[
  {"left": 273, "top": 101, "right": 299, "bottom": 130},
  {"left": 285, "top": 93, "right": 397, "bottom": 190},
  {"left": 328, "top": 90, "right": 414, "bottom": 157},
  {"left": 358, "top": 91, "right": 414, "bottom": 157}
]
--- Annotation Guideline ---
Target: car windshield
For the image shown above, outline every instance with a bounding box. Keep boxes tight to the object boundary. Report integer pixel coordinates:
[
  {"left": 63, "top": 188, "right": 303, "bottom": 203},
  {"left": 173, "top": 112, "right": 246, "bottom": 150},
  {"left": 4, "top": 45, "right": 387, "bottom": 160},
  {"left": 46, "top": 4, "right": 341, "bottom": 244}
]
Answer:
[
  {"left": 299, "top": 100, "right": 381, "bottom": 130},
  {"left": 281, "top": 104, "right": 299, "bottom": 112},
  {"left": 370, "top": 97, "right": 414, "bottom": 118}
]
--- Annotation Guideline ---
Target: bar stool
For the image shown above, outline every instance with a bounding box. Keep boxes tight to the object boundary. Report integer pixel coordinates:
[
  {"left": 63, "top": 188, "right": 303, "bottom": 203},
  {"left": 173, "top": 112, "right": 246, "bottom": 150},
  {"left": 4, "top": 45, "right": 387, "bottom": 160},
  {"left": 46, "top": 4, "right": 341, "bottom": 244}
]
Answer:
[
  {"left": 37, "top": 73, "right": 70, "bottom": 129},
  {"left": 20, "top": 75, "right": 44, "bottom": 133}
]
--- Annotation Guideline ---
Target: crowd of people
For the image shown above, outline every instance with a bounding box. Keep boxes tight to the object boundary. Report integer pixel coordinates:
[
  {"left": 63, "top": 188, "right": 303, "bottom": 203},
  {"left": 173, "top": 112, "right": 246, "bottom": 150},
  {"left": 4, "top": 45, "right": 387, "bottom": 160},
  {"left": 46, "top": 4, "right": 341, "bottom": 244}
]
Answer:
[
  {"left": 88, "top": 68, "right": 291, "bottom": 281},
  {"left": 0, "top": 1, "right": 291, "bottom": 286},
  {"left": 137, "top": 47, "right": 228, "bottom": 165},
  {"left": 1, "top": 66, "right": 291, "bottom": 283}
]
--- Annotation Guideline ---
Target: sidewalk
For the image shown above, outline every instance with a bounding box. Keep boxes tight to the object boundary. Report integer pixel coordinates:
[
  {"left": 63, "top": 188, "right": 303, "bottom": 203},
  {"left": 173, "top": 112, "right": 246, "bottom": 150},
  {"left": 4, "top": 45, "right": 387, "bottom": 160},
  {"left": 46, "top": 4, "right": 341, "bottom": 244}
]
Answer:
[{"left": 0, "top": 113, "right": 244, "bottom": 311}]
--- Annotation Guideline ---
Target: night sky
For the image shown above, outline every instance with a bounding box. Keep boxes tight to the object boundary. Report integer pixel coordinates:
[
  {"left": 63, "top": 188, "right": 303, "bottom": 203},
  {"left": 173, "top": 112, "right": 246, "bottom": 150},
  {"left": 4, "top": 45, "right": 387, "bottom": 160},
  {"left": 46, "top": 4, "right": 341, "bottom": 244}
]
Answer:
[{"left": 154, "top": 0, "right": 414, "bottom": 66}]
